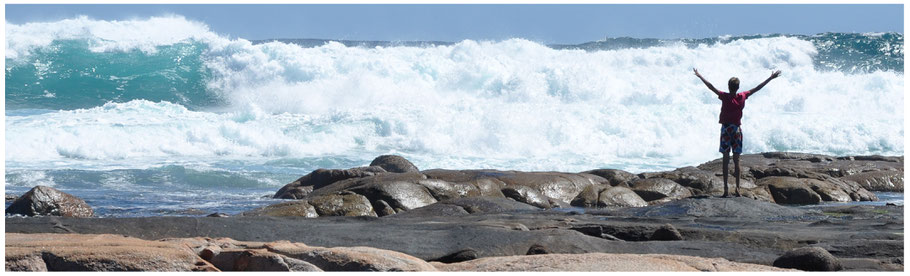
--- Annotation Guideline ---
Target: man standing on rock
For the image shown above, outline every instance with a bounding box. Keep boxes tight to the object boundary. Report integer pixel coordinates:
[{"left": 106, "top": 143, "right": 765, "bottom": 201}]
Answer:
[{"left": 694, "top": 68, "right": 781, "bottom": 197}]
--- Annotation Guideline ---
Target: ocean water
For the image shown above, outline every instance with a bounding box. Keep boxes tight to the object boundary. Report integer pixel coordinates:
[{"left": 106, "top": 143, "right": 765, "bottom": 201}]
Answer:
[{"left": 5, "top": 16, "right": 904, "bottom": 217}]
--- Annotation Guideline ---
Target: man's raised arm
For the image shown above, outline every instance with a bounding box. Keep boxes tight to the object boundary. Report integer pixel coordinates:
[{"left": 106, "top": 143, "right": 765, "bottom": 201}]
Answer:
[
  {"left": 747, "top": 70, "right": 782, "bottom": 96},
  {"left": 693, "top": 68, "right": 722, "bottom": 96}
]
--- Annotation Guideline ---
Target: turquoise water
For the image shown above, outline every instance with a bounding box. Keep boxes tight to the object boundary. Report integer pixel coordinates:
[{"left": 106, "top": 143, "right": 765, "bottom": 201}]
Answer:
[{"left": 5, "top": 17, "right": 903, "bottom": 217}]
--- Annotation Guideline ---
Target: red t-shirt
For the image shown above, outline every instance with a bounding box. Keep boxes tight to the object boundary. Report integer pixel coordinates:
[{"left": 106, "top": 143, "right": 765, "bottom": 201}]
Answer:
[{"left": 716, "top": 91, "right": 750, "bottom": 125}]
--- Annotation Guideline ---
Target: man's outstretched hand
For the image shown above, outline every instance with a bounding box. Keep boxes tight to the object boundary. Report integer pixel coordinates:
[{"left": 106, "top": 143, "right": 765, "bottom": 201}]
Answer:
[
  {"left": 770, "top": 70, "right": 782, "bottom": 79},
  {"left": 693, "top": 68, "right": 702, "bottom": 78}
]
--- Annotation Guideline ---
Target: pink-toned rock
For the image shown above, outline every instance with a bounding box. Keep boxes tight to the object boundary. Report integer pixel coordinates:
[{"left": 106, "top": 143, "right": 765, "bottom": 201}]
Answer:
[
  {"left": 265, "top": 241, "right": 436, "bottom": 271},
  {"left": 209, "top": 248, "right": 322, "bottom": 271},
  {"left": 5, "top": 233, "right": 217, "bottom": 271},
  {"left": 432, "top": 253, "right": 794, "bottom": 272}
]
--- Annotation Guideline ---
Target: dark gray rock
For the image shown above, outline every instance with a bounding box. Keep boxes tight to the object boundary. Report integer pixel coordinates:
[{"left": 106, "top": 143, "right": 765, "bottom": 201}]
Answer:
[
  {"left": 372, "top": 200, "right": 397, "bottom": 217},
  {"left": 5, "top": 186, "right": 94, "bottom": 218},
  {"left": 760, "top": 177, "right": 824, "bottom": 205},
  {"left": 640, "top": 167, "right": 733, "bottom": 195},
  {"left": 526, "top": 244, "right": 550, "bottom": 255},
  {"left": 386, "top": 202, "right": 469, "bottom": 218},
  {"left": 847, "top": 155, "right": 901, "bottom": 162},
  {"left": 773, "top": 247, "right": 843, "bottom": 271},
  {"left": 582, "top": 169, "right": 639, "bottom": 186},
  {"left": 650, "top": 224, "right": 683, "bottom": 241},
  {"left": 597, "top": 186, "right": 647, "bottom": 207},
  {"left": 308, "top": 192, "right": 377, "bottom": 217},
  {"left": 308, "top": 172, "right": 428, "bottom": 198},
  {"left": 370, "top": 155, "right": 420, "bottom": 173},
  {"left": 628, "top": 178, "right": 693, "bottom": 202},
  {"left": 432, "top": 249, "right": 478, "bottom": 263},
  {"left": 839, "top": 170, "right": 903, "bottom": 192},
  {"left": 391, "top": 197, "right": 539, "bottom": 218},
  {"left": 805, "top": 179, "right": 852, "bottom": 202},
  {"left": 442, "top": 197, "right": 539, "bottom": 214},
  {"left": 241, "top": 200, "right": 319, "bottom": 217},
  {"left": 570, "top": 184, "right": 606, "bottom": 207},
  {"left": 417, "top": 179, "right": 481, "bottom": 201},
  {"left": 349, "top": 180, "right": 438, "bottom": 211},
  {"left": 496, "top": 172, "right": 592, "bottom": 203},
  {"left": 501, "top": 185, "right": 551, "bottom": 209},
  {"left": 274, "top": 167, "right": 386, "bottom": 199},
  {"left": 600, "top": 196, "right": 818, "bottom": 218}
]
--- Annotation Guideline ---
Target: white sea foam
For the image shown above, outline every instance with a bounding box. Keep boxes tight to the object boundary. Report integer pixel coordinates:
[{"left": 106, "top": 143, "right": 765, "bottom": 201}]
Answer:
[
  {"left": 5, "top": 15, "right": 218, "bottom": 60},
  {"left": 4, "top": 17, "right": 904, "bottom": 173}
]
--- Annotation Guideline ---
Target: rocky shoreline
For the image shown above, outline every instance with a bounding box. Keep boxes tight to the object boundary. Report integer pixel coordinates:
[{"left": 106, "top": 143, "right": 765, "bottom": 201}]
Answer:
[{"left": 5, "top": 152, "right": 904, "bottom": 271}]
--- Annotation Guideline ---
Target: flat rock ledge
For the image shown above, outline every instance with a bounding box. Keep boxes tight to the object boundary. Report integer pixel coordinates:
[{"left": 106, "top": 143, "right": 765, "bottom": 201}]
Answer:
[
  {"left": 5, "top": 233, "right": 787, "bottom": 272},
  {"left": 433, "top": 253, "right": 794, "bottom": 272}
]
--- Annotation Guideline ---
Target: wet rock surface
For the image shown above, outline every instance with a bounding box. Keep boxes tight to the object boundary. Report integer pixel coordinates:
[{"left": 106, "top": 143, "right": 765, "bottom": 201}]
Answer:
[
  {"left": 5, "top": 152, "right": 903, "bottom": 271},
  {"left": 260, "top": 152, "right": 900, "bottom": 221},
  {"left": 5, "top": 186, "right": 94, "bottom": 218}
]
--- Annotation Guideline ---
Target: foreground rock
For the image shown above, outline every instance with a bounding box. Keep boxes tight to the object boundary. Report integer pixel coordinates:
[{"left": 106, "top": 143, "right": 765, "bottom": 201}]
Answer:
[
  {"left": 8, "top": 196, "right": 902, "bottom": 271},
  {"left": 7, "top": 232, "right": 798, "bottom": 272},
  {"left": 5, "top": 186, "right": 94, "bottom": 218},
  {"left": 432, "top": 253, "right": 794, "bottom": 271},
  {"left": 5, "top": 233, "right": 215, "bottom": 271}
]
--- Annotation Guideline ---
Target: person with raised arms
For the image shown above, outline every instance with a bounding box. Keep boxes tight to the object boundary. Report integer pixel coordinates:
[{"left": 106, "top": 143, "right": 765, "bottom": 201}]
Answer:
[{"left": 694, "top": 68, "right": 781, "bottom": 197}]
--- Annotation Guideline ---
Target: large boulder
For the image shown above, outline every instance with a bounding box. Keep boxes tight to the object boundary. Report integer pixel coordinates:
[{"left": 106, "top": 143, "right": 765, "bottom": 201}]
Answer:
[
  {"left": 349, "top": 180, "right": 438, "bottom": 212},
  {"left": 308, "top": 192, "right": 377, "bottom": 217},
  {"left": 804, "top": 179, "right": 852, "bottom": 202},
  {"left": 496, "top": 172, "right": 594, "bottom": 203},
  {"left": 370, "top": 155, "right": 420, "bottom": 173},
  {"left": 501, "top": 185, "right": 551, "bottom": 209},
  {"left": 597, "top": 186, "right": 648, "bottom": 207},
  {"left": 628, "top": 178, "right": 692, "bottom": 203},
  {"left": 581, "top": 169, "right": 639, "bottom": 186},
  {"left": 758, "top": 177, "right": 823, "bottom": 205},
  {"left": 241, "top": 200, "right": 319, "bottom": 217},
  {"left": 570, "top": 184, "right": 606, "bottom": 207},
  {"left": 274, "top": 166, "right": 386, "bottom": 199},
  {"left": 772, "top": 247, "right": 843, "bottom": 271},
  {"left": 5, "top": 186, "right": 94, "bottom": 218}
]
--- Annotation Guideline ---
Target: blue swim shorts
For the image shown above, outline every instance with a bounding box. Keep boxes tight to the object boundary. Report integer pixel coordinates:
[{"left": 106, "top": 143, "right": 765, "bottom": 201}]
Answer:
[{"left": 719, "top": 124, "right": 743, "bottom": 154}]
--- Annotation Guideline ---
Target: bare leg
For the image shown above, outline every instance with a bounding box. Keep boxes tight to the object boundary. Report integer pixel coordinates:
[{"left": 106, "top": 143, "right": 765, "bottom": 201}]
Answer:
[
  {"left": 733, "top": 153, "right": 741, "bottom": 197},
  {"left": 722, "top": 150, "right": 730, "bottom": 197}
]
